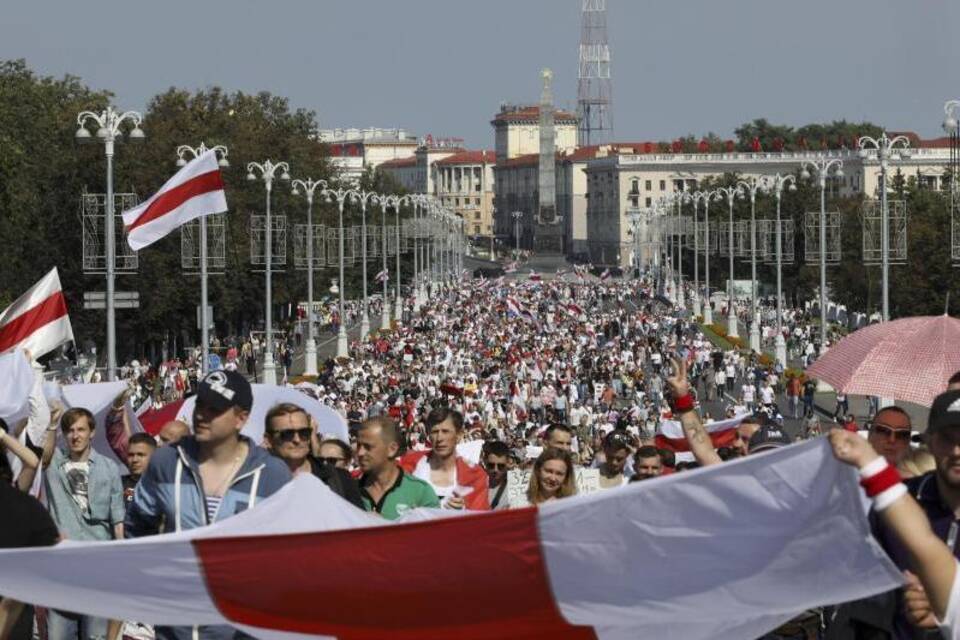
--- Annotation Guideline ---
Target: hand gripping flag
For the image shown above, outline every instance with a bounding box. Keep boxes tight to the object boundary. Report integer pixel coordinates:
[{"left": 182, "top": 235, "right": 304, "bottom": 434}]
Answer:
[
  {"left": 0, "top": 440, "right": 902, "bottom": 640},
  {"left": 122, "top": 149, "right": 228, "bottom": 251},
  {"left": 0, "top": 267, "right": 73, "bottom": 358}
]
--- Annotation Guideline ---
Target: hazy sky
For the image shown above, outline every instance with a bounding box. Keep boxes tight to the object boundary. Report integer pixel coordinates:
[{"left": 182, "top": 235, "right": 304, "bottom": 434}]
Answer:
[{"left": 3, "top": 0, "right": 958, "bottom": 148}]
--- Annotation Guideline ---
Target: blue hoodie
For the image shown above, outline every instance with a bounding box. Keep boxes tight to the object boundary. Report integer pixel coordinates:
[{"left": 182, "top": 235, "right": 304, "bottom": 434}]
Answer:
[{"left": 125, "top": 435, "right": 291, "bottom": 640}]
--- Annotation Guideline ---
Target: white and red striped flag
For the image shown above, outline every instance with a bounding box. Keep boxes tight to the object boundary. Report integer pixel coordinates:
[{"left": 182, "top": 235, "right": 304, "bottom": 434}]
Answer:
[
  {"left": 0, "top": 267, "right": 73, "bottom": 358},
  {"left": 529, "top": 271, "right": 542, "bottom": 282},
  {"left": 655, "top": 411, "right": 751, "bottom": 453},
  {"left": 375, "top": 269, "right": 390, "bottom": 283},
  {"left": 122, "top": 149, "right": 228, "bottom": 251},
  {"left": 0, "top": 440, "right": 902, "bottom": 640},
  {"left": 599, "top": 268, "right": 611, "bottom": 281}
]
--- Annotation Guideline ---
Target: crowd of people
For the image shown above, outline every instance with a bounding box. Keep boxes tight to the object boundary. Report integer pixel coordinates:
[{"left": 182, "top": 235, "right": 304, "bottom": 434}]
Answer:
[{"left": 3, "top": 270, "right": 960, "bottom": 640}]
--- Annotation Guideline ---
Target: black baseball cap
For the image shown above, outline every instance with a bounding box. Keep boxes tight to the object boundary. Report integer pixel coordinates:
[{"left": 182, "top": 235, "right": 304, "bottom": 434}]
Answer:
[
  {"left": 748, "top": 424, "right": 792, "bottom": 453},
  {"left": 196, "top": 371, "right": 253, "bottom": 413},
  {"left": 928, "top": 390, "right": 960, "bottom": 435}
]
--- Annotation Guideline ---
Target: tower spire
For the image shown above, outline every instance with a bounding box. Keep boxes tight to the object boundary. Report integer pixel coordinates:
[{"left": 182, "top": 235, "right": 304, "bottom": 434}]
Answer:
[{"left": 577, "top": 0, "right": 613, "bottom": 146}]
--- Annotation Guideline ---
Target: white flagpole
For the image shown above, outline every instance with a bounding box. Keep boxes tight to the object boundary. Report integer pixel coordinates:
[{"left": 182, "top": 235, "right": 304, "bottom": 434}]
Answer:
[{"left": 200, "top": 214, "right": 209, "bottom": 375}]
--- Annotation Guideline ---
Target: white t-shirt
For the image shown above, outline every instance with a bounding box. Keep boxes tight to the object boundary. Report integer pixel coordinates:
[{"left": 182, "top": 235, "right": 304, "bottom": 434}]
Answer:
[
  {"left": 761, "top": 386, "right": 775, "bottom": 404},
  {"left": 741, "top": 385, "right": 755, "bottom": 403},
  {"left": 940, "top": 560, "right": 960, "bottom": 639}
]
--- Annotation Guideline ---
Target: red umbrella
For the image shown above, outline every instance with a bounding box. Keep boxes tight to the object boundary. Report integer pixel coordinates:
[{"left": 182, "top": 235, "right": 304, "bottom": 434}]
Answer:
[{"left": 806, "top": 315, "right": 960, "bottom": 407}]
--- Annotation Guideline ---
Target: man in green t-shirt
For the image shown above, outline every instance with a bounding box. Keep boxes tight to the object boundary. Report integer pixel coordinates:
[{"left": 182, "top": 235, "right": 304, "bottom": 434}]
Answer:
[{"left": 357, "top": 416, "right": 439, "bottom": 520}]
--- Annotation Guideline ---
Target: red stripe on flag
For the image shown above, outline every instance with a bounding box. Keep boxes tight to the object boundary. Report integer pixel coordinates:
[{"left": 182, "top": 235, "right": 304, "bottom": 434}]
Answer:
[
  {"left": 655, "top": 428, "right": 738, "bottom": 453},
  {"left": 0, "top": 291, "right": 68, "bottom": 353},
  {"left": 126, "top": 170, "right": 224, "bottom": 232},
  {"left": 194, "top": 508, "right": 596, "bottom": 640}
]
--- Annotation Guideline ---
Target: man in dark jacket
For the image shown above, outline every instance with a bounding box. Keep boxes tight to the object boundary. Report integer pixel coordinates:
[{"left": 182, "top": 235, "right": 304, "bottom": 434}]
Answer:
[{"left": 264, "top": 402, "right": 363, "bottom": 508}]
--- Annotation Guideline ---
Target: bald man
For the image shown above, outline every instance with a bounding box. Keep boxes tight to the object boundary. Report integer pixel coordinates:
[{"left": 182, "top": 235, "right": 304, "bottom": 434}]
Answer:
[{"left": 157, "top": 420, "right": 189, "bottom": 446}]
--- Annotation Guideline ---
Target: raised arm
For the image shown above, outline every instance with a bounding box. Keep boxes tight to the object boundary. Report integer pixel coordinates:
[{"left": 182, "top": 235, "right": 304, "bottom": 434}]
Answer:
[
  {"left": 667, "top": 357, "right": 722, "bottom": 467},
  {"left": 829, "top": 430, "right": 956, "bottom": 620}
]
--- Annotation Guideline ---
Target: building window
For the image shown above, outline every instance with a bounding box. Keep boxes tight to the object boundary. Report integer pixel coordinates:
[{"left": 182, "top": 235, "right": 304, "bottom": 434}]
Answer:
[
  {"left": 645, "top": 197, "right": 652, "bottom": 207},
  {"left": 645, "top": 180, "right": 652, "bottom": 191},
  {"left": 474, "top": 224, "right": 481, "bottom": 234},
  {"left": 630, "top": 179, "right": 639, "bottom": 194},
  {"left": 475, "top": 198, "right": 480, "bottom": 205},
  {"left": 629, "top": 196, "right": 639, "bottom": 208},
  {"left": 660, "top": 180, "right": 666, "bottom": 191},
  {"left": 475, "top": 211, "right": 481, "bottom": 220}
]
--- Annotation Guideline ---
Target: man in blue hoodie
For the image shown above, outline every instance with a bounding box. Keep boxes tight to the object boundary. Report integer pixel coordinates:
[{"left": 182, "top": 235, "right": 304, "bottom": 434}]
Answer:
[{"left": 126, "top": 370, "right": 291, "bottom": 640}]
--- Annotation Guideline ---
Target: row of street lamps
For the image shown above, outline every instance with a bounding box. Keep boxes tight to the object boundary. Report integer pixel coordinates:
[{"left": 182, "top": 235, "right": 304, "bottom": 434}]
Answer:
[{"left": 75, "top": 104, "right": 466, "bottom": 382}]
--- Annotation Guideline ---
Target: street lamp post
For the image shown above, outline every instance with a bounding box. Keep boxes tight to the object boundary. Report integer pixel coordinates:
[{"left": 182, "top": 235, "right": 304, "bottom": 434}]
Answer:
[
  {"left": 319, "top": 182, "right": 356, "bottom": 359},
  {"left": 673, "top": 191, "right": 685, "bottom": 308},
  {"left": 736, "top": 177, "right": 768, "bottom": 353},
  {"left": 75, "top": 106, "right": 145, "bottom": 381},
  {"left": 701, "top": 190, "right": 720, "bottom": 325},
  {"left": 800, "top": 159, "right": 844, "bottom": 355},
  {"left": 177, "top": 143, "right": 229, "bottom": 376},
  {"left": 246, "top": 160, "right": 290, "bottom": 384},
  {"left": 761, "top": 173, "right": 797, "bottom": 367},
  {"left": 688, "top": 191, "right": 707, "bottom": 318},
  {"left": 289, "top": 177, "right": 324, "bottom": 376},
  {"left": 351, "top": 189, "right": 380, "bottom": 340},
  {"left": 387, "top": 195, "right": 411, "bottom": 323},
  {"left": 511, "top": 211, "right": 524, "bottom": 259},
  {"left": 858, "top": 132, "right": 911, "bottom": 322},
  {"left": 715, "top": 186, "right": 743, "bottom": 337},
  {"left": 375, "top": 194, "right": 393, "bottom": 329}
]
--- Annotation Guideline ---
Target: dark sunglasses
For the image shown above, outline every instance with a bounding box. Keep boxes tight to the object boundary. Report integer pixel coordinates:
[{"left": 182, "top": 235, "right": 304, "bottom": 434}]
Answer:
[
  {"left": 869, "top": 424, "right": 911, "bottom": 441},
  {"left": 318, "top": 456, "right": 345, "bottom": 465},
  {"left": 485, "top": 462, "right": 508, "bottom": 471},
  {"left": 272, "top": 427, "right": 313, "bottom": 443}
]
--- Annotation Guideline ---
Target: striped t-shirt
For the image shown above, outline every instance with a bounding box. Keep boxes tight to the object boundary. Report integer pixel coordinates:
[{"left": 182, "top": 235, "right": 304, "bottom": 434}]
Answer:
[{"left": 205, "top": 495, "right": 222, "bottom": 523}]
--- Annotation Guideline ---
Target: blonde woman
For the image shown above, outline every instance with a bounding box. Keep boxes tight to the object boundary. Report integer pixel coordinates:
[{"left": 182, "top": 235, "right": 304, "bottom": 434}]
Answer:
[{"left": 526, "top": 448, "right": 577, "bottom": 505}]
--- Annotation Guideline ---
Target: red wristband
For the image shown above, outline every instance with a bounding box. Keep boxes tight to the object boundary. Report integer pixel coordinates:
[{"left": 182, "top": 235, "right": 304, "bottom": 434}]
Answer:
[
  {"left": 671, "top": 393, "right": 695, "bottom": 413},
  {"left": 860, "top": 464, "right": 901, "bottom": 497}
]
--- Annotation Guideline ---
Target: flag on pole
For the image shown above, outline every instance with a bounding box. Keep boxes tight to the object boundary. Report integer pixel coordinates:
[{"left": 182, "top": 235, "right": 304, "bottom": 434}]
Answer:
[
  {"left": 599, "top": 268, "right": 611, "bottom": 281},
  {"left": 0, "top": 267, "right": 73, "bottom": 358},
  {"left": 375, "top": 269, "right": 390, "bottom": 283},
  {"left": 122, "top": 149, "right": 228, "bottom": 251},
  {"left": 0, "top": 441, "right": 903, "bottom": 640},
  {"left": 504, "top": 262, "right": 517, "bottom": 274}
]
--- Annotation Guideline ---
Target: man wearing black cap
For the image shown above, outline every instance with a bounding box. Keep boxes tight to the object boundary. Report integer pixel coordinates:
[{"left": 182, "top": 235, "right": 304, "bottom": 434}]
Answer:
[{"left": 125, "top": 371, "right": 291, "bottom": 640}]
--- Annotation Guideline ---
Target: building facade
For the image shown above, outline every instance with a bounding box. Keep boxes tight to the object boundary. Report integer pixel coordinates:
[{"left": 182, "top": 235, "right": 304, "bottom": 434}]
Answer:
[
  {"left": 434, "top": 150, "right": 496, "bottom": 240},
  {"left": 318, "top": 128, "right": 419, "bottom": 180},
  {"left": 581, "top": 138, "right": 953, "bottom": 268}
]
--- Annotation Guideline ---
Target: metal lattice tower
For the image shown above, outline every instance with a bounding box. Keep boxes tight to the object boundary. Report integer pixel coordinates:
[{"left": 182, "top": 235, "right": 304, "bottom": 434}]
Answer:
[{"left": 577, "top": 0, "right": 613, "bottom": 146}]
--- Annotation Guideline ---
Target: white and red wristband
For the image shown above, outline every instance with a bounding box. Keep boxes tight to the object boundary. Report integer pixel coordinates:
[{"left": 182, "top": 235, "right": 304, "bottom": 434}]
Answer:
[{"left": 859, "top": 457, "right": 907, "bottom": 512}]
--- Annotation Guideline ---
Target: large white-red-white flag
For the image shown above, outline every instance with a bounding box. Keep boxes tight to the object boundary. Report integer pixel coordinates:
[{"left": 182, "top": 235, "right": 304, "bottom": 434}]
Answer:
[
  {"left": 0, "top": 267, "right": 73, "bottom": 358},
  {"left": 122, "top": 149, "right": 227, "bottom": 251},
  {"left": 0, "top": 440, "right": 901, "bottom": 640}
]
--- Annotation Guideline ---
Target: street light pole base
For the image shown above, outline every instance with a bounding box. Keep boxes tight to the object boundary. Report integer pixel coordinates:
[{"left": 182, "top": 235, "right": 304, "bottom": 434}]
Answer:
[
  {"left": 727, "top": 309, "right": 739, "bottom": 338},
  {"left": 336, "top": 327, "right": 349, "bottom": 360},
  {"left": 394, "top": 296, "right": 403, "bottom": 323},
  {"left": 775, "top": 334, "right": 787, "bottom": 369},
  {"left": 360, "top": 315, "right": 370, "bottom": 341},
  {"left": 676, "top": 284, "right": 685, "bottom": 308},
  {"left": 381, "top": 307, "right": 391, "bottom": 331},
  {"left": 303, "top": 339, "right": 318, "bottom": 376},
  {"left": 262, "top": 352, "right": 278, "bottom": 385},
  {"left": 749, "top": 316, "right": 761, "bottom": 353},
  {"left": 704, "top": 305, "right": 713, "bottom": 325},
  {"left": 692, "top": 296, "right": 702, "bottom": 317}
]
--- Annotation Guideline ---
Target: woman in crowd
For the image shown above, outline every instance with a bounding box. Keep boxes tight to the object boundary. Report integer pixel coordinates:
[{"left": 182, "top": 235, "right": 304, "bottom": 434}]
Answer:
[{"left": 526, "top": 448, "right": 577, "bottom": 505}]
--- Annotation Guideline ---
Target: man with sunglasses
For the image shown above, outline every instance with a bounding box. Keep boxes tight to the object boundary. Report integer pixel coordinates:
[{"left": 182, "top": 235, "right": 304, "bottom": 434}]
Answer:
[
  {"left": 481, "top": 441, "right": 511, "bottom": 510},
  {"left": 265, "top": 403, "right": 363, "bottom": 508},
  {"left": 867, "top": 406, "right": 913, "bottom": 465}
]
